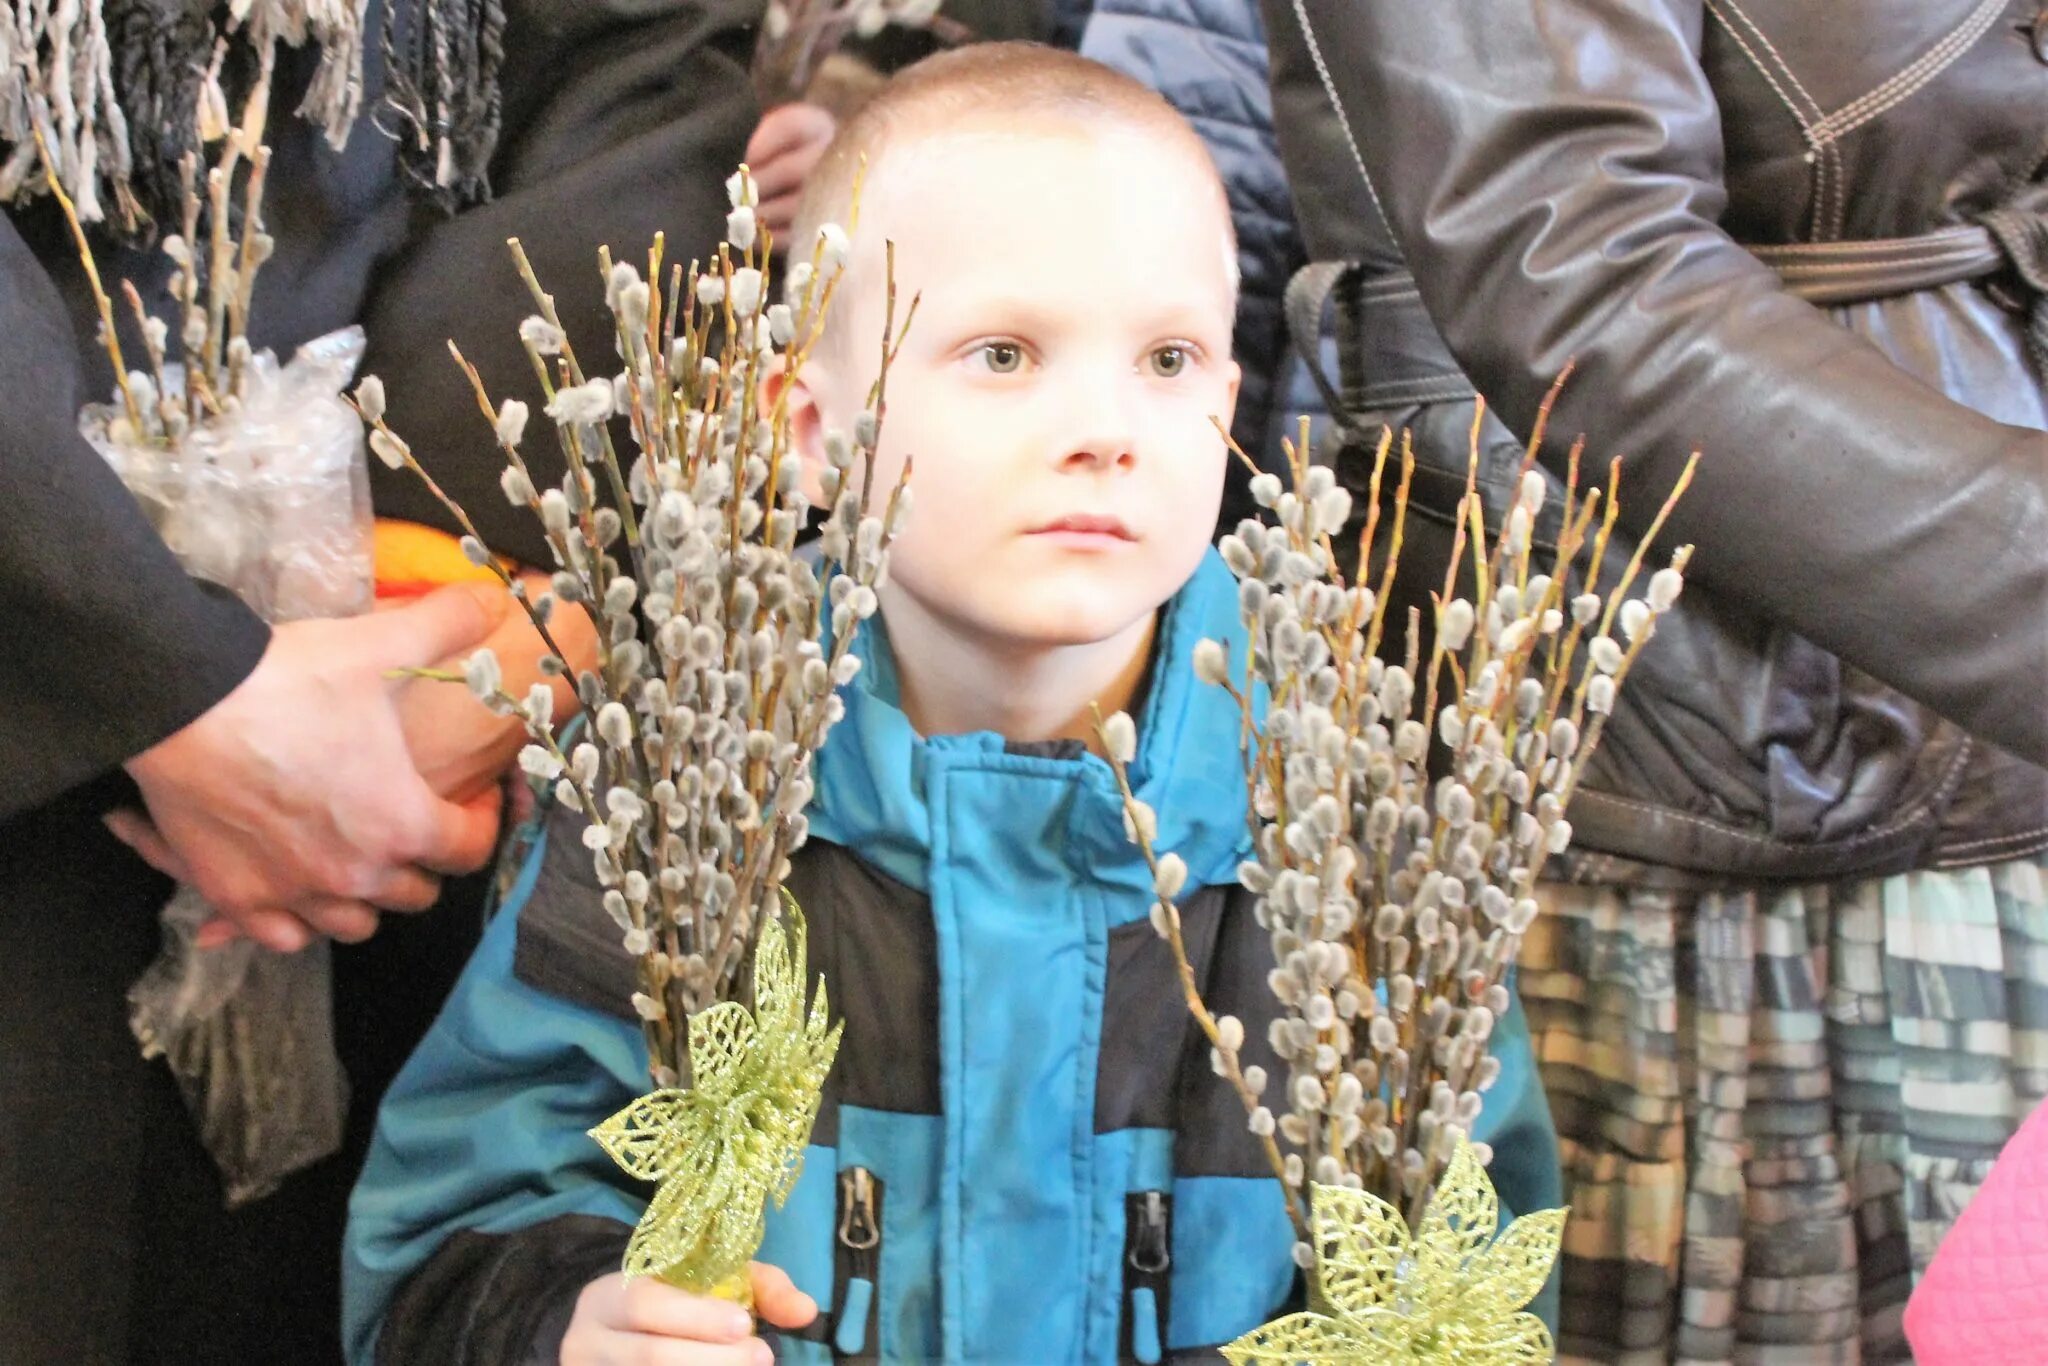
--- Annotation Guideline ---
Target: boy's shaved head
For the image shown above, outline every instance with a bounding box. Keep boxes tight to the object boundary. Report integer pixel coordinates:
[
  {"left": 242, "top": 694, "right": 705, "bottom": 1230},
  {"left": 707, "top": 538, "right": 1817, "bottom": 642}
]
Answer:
[
  {"left": 789, "top": 43, "right": 1237, "bottom": 297},
  {"left": 778, "top": 41, "right": 1242, "bottom": 707}
]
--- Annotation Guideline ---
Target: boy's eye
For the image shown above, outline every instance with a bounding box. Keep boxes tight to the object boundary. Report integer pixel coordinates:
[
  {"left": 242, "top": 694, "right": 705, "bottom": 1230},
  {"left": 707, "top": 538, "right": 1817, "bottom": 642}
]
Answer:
[
  {"left": 1148, "top": 346, "right": 1188, "bottom": 378},
  {"left": 978, "top": 342, "right": 1024, "bottom": 374}
]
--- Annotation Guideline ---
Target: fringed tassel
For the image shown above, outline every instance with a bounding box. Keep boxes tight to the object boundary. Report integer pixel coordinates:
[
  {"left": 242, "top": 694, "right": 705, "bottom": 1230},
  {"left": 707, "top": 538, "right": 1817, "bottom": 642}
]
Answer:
[
  {"left": 233, "top": 0, "right": 371, "bottom": 150},
  {"left": 0, "top": 0, "right": 139, "bottom": 225},
  {"left": 4, "top": 0, "right": 502, "bottom": 232},
  {"left": 379, "top": 0, "right": 504, "bottom": 210}
]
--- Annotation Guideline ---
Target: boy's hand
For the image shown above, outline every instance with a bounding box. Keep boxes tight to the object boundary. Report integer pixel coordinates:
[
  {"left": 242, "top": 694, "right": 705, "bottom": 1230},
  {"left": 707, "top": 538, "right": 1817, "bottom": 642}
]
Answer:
[{"left": 562, "top": 1263, "right": 817, "bottom": 1366}]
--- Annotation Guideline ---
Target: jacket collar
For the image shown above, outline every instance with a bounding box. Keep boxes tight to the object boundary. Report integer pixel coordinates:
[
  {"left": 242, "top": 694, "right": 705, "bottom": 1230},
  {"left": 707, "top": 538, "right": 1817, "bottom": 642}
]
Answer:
[{"left": 808, "top": 549, "right": 1255, "bottom": 896}]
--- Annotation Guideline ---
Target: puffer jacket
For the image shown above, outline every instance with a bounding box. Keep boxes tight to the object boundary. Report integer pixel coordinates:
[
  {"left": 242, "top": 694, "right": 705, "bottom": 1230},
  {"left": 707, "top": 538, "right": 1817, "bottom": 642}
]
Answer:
[
  {"left": 1261, "top": 0, "right": 2048, "bottom": 884},
  {"left": 340, "top": 550, "right": 1566, "bottom": 1364},
  {"left": 1080, "top": 0, "right": 1334, "bottom": 534}
]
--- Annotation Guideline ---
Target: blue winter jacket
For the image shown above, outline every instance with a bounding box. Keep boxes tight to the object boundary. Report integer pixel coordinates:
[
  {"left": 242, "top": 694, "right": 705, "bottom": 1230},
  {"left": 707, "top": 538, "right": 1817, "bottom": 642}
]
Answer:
[{"left": 342, "top": 551, "right": 1560, "bottom": 1364}]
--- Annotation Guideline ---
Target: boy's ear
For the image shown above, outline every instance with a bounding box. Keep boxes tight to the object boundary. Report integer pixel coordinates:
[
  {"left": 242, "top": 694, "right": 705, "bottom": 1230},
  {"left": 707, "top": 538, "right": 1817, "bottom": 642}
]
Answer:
[
  {"left": 763, "top": 353, "right": 831, "bottom": 505},
  {"left": 1216, "top": 358, "right": 1243, "bottom": 442}
]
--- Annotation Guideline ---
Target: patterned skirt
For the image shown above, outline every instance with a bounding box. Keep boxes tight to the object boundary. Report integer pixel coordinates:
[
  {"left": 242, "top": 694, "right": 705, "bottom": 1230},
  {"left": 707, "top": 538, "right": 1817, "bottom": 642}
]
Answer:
[{"left": 1522, "top": 852, "right": 2048, "bottom": 1364}]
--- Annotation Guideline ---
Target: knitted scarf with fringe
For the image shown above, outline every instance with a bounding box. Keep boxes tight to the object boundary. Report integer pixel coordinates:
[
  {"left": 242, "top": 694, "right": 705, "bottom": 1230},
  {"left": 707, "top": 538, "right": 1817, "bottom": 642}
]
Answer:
[{"left": 0, "top": 0, "right": 506, "bottom": 231}]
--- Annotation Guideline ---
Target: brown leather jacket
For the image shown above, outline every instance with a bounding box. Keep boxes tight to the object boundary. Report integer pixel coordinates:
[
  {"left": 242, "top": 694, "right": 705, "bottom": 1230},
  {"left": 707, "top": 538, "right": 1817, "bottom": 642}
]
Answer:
[{"left": 1262, "top": 0, "right": 2048, "bottom": 882}]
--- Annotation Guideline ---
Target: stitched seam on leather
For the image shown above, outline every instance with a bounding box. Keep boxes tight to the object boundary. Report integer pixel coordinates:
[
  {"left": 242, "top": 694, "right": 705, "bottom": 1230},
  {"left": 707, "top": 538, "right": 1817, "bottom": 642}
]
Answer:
[
  {"left": 1811, "top": 0, "right": 2010, "bottom": 145},
  {"left": 1933, "top": 831, "right": 2048, "bottom": 869},
  {"left": 1703, "top": 0, "right": 1835, "bottom": 121},
  {"left": 1940, "top": 825, "right": 2048, "bottom": 855},
  {"left": 1702, "top": 0, "right": 1832, "bottom": 236},
  {"left": 1356, "top": 380, "right": 1478, "bottom": 407},
  {"left": 1355, "top": 278, "right": 1423, "bottom": 303},
  {"left": 1286, "top": 0, "right": 1395, "bottom": 235},
  {"left": 1768, "top": 245, "right": 1997, "bottom": 275},
  {"left": 1752, "top": 227, "right": 1993, "bottom": 256}
]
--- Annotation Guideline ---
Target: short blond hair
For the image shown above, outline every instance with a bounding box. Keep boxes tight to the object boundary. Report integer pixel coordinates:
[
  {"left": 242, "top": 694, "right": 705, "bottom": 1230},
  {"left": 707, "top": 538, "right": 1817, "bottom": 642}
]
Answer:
[{"left": 789, "top": 43, "right": 1236, "bottom": 295}]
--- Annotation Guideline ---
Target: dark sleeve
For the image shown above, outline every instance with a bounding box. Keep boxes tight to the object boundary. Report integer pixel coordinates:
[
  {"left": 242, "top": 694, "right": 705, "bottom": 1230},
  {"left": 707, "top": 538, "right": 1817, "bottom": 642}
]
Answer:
[
  {"left": 361, "top": 0, "right": 763, "bottom": 567},
  {"left": 376, "top": 1215, "right": 630, "bottom": 1365},
  {"left": 0, "top": 216, "right": 270, "bottom": 821},
  {"left": 1262, "top": 0, "right": 2048, "bottom": 765}
]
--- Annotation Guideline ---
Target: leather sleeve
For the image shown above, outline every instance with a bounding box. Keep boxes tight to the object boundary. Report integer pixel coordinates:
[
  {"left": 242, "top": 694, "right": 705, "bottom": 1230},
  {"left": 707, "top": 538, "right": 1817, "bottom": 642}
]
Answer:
[
  {"left": 361, "top": 0, "right": 762, "bottom": 567},
  {"left": 0, "top": 217, "right": 270, "bottom": 821},
  {"left": 1263, "top": 0, "right": 2048, "bottom": 765}
]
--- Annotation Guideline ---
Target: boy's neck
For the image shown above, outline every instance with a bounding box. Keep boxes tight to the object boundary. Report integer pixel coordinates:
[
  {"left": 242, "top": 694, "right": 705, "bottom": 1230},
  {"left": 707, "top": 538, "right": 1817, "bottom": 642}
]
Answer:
[{"left": 881, "top": 600, "right": 1158, "bottom": 757}]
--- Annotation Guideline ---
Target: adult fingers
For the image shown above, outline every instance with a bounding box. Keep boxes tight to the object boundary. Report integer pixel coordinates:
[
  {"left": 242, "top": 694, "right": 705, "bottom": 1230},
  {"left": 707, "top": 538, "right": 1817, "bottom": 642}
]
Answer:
[
  {"left": 104, "top": 808, "right": 194, "bottom": 883},
  {"left": 750, "top": 143, "right": 826, "bottom": 203},
  {"left": 359, "top": 863, "right": 444, "bottom": 915},
  {"left": 750, "top": 1262, "right": 818, "bottom": 1330},
  {"left": 225, "top": 906, "right": 315, "bottom": 953},
  {"left": 402, "top": 785, "right": 502, "bottom": 876},
  {"left": 358, "top": 581, "right": 503, "bottom": 677},
  {"left": 295, "top": 897, "right": 383, "bottom": 944},
  {"left": 195, "top": 917, "right": 242, "bottom": 950},
  {"left": 758, "top": 191, "right": 802, "bottom": 241},
  {"left": 745, "top": 102, "right": 835, "bottom": 173}
]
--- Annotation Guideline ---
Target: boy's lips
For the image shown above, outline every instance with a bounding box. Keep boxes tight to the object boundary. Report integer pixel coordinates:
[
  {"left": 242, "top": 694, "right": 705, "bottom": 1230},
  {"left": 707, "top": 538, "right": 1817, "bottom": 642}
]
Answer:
[{"left": 1025, "top": 513, "right": 1137, "bottom": 543}]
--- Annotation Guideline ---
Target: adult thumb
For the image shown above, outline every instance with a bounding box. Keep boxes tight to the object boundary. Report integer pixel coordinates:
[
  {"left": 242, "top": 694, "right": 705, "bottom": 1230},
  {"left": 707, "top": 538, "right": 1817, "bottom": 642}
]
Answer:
[{"left": 360, "top": 581, "right": 506, "bottom": 673}]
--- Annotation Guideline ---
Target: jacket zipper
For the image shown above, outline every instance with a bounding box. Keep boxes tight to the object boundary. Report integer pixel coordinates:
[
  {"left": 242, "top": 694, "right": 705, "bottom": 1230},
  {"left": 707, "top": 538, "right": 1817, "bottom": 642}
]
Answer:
[
  {"left": 832, "top": 1166, "right": 883, "bottom": 1362},
  {"left": 1120, "top": 1189, "right": 1173, "bottom": 1365}
]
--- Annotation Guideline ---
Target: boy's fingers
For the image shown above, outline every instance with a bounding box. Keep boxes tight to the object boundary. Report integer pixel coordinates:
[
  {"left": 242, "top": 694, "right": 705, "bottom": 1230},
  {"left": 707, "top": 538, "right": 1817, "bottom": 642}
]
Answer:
[
  {"left": 613, "top": 1276, "right": 755, "bottom": 1341},
  {"left": 573, "top": 1328, "right": 769, "bottom": 1366},
  {"left": 749, "top": 1262, "right": 818, "bottom": 1329}
]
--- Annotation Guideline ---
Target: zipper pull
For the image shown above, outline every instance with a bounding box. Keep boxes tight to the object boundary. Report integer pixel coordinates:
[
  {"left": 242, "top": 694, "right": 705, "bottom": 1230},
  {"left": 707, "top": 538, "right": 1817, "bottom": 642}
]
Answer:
[
  {"left": 835, "top": 1167, "right": 880, "bottom": 1358},
  {"left": 1126, "top": 1190, "right": 1170, "bottom": 1365}
]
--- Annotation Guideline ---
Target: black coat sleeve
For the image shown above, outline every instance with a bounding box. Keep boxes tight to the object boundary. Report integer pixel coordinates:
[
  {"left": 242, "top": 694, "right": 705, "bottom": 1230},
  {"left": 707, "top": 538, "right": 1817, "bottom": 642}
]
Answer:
[
  {"left": 376, "top": 1214, "right": 631, "bottom": 1365},
  {"left": 1263, "top": 0, "right": 2048, "bottom": 766},
  {"left": 0, "top": 217, "right": 271, "bottom": 821},
  {"left": 361, "top": 0, "right": 764, "bottom": 568}
]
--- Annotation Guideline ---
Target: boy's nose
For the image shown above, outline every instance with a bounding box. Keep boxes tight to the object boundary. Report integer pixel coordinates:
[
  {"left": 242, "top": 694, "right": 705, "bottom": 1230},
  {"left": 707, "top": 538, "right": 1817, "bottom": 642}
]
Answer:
[{"left": 1057, "top": 379, "right": 1138, "bottom": 472}]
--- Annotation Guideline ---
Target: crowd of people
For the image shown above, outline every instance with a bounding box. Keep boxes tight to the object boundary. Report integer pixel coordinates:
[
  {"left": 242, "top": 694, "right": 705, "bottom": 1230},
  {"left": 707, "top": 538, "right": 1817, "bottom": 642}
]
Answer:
[{"left": 2, "top": 1, "right": 2041, "bottom": 1363}]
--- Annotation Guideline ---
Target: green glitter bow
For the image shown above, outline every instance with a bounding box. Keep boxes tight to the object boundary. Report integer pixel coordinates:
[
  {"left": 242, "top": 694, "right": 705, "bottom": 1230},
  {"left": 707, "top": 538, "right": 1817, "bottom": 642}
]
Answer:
[
  {"left": 1224, "top": 1138, "right": 1566, "bottom": 1364},
  {"left": 589, "top": 905, "right": 843, "bottom": 1294}
]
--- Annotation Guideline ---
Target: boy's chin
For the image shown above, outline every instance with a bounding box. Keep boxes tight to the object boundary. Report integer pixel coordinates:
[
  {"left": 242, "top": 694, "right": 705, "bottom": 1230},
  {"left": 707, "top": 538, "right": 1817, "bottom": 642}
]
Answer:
[{"left": 978, "top": 593, "right": 1164, "bottom": 652}]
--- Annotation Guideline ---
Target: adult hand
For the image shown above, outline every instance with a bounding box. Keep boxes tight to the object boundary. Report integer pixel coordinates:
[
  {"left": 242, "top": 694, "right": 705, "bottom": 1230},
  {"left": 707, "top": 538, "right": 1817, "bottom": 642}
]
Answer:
[
  {"left": 746, "top": 103, "right": 837, "bottom": 242},
  {"left": 398, "top": 575, "right": 597, "bottom": 805},
  {"left": 108, "top": 584, "right": 505, "bottom": 952},
  {"left": 561, "top": 1263, "right": 817, "bottom": 1366}
]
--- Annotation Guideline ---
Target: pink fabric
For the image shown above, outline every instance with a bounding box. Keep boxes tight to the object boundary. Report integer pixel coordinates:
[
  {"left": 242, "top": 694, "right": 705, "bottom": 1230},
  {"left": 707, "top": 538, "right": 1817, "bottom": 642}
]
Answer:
[{"left": 1905, "top": 1099, "right": 2048, "bottom": 1361}]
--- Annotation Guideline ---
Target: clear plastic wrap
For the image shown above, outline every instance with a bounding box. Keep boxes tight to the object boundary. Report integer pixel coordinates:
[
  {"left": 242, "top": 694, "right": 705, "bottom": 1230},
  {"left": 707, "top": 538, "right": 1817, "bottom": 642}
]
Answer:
[{"left": 91, "top": 325, "right": 372, "bottom": 1207}]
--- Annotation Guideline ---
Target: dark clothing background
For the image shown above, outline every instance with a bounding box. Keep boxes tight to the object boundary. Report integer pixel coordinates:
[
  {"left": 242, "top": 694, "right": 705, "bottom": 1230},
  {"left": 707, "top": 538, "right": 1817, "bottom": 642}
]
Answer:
[{"left": 0, "top": 2, "right": 760, "bottom": 1360}]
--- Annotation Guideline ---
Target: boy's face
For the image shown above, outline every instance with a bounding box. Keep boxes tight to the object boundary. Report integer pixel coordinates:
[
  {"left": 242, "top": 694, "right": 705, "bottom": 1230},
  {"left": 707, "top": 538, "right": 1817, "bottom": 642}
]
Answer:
[{"left": 796, "top": 121, "right": 1239, "bottom": 658}]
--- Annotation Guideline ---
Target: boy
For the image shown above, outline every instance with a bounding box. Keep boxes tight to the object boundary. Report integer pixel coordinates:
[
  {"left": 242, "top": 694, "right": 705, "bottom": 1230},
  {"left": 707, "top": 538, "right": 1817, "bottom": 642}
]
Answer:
[{"left": 342, "top": 44, "right": 1559, "bottom": 1366}]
